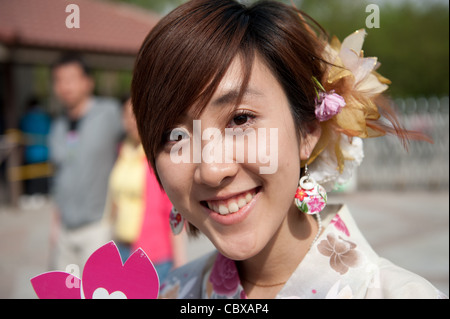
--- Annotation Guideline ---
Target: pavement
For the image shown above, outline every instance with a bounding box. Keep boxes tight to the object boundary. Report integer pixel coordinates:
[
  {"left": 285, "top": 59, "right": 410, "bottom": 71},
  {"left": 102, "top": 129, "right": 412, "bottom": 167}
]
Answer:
[{"left": 0, "top": 190, "right": 448, "bottom": 299}]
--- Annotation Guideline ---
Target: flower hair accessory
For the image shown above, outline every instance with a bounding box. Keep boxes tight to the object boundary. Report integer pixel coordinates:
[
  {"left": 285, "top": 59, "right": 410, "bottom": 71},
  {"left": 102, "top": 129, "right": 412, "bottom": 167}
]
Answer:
[
  {"left": 304, "top": 29, "right": 432, "bottom": 191},
  {"left": 313, "top": 76, "right": 346, "bottom": 122}
]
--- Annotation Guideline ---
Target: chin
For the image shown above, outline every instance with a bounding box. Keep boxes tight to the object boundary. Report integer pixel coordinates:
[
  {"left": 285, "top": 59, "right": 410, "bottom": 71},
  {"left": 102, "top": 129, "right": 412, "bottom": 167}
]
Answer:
[{"left": 212, "top": 231, "right": 261, "bottom": 261}]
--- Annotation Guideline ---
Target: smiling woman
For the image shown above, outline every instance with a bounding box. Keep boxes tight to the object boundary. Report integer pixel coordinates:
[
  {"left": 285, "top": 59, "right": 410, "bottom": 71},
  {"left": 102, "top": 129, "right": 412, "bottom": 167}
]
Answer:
[{"left": 131, "top": 0, "right": 445, "bottom": 299}]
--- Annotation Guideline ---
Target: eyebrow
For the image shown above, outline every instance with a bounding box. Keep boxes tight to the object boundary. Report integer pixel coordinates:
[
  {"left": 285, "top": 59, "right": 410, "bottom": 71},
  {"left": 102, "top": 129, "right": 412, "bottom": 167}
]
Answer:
[{"left": 211, "top": 87, "right": 264, "bottom": 107}]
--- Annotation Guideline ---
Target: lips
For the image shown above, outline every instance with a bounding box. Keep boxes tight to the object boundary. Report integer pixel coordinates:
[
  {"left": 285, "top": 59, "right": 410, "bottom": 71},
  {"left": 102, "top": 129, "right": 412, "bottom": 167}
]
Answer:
[{"left": 202, "top": 188, "right": 259, "bottom": 216}]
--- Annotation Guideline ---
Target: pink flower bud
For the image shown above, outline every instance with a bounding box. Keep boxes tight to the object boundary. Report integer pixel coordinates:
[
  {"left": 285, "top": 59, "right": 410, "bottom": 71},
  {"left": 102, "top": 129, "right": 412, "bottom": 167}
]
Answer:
[{"left": 315, "top": 91, "right": 346, "bottom": 122}]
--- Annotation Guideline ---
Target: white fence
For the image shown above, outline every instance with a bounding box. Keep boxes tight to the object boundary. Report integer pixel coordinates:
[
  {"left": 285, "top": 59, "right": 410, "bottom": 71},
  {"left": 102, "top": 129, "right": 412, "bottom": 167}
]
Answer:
[{"left": 357, "top": 96, "right": 449, "bottom": 190}]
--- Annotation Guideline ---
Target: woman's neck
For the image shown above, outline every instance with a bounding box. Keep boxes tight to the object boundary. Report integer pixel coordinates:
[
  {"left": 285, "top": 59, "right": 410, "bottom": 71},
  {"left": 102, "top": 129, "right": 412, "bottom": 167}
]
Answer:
[{"left": 237, "top": 207, "right": 319, "bottom": 299}]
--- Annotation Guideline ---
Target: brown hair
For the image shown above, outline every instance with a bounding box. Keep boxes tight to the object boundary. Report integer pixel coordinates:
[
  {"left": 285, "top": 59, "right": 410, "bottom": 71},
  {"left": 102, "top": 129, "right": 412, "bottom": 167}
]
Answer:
[{"left": 132, "top": 0, "right": 328, "bottom": 175}]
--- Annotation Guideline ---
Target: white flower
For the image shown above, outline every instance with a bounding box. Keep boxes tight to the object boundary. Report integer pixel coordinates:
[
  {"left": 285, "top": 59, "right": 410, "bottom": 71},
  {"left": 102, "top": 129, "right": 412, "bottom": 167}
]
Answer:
[
  {"left": 309, "top": 136, "right": 364, "bottom": 191},
  {"left": 332, "top": 29, "right": 389, "bottom": 96}
]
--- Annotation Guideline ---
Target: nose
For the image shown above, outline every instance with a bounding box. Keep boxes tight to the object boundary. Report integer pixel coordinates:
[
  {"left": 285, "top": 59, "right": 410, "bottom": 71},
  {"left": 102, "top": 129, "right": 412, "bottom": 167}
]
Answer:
[{"left": 193, "top": 161, "right": 239, "bottom": 188}]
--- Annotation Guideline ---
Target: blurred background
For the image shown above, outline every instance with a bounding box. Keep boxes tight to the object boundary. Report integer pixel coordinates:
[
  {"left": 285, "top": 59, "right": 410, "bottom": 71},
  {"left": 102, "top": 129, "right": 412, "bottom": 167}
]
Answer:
[{"left": 0, "top": 0, "right": 448, "bottom": 298}]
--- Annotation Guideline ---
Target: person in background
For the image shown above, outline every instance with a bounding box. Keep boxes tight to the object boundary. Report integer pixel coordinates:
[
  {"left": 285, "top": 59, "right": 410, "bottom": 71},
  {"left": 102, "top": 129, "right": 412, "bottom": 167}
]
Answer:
[
  {"left": 19, "top": 97, "right": 51, "bottom": 195},
  {"left": 104, "top": 97, "right": 186, "bottom": 283},
  {"left": 48, "top": 53, "right": 123, "bottom": 271}
]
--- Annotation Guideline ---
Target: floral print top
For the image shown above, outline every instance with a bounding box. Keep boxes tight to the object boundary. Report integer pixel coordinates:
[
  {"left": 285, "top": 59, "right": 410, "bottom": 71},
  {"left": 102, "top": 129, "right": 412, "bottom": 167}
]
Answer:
[{"left": 160, "top": 205, "right": 446, "bottom": 299}]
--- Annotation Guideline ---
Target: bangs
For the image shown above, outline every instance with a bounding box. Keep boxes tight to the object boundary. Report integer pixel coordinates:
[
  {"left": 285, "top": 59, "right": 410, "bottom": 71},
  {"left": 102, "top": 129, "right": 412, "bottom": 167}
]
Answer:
[
  {"left": 190, "top": 48, "right": 256, "bottom": 120},
  {"left": 132, "top": 0, "right": 255, "bottom": 169}
]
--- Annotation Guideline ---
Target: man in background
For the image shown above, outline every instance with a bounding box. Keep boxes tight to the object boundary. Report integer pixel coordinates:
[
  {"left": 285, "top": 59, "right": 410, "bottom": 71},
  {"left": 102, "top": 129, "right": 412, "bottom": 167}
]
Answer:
[{"left": 48, "top": 53, "right": 123, "bottom": 271}]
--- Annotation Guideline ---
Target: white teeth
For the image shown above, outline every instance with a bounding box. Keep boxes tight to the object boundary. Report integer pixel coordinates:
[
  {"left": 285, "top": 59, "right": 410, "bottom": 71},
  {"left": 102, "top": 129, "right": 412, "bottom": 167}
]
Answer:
[
  {"left": 228, "top": 201, "right": 239, "bottom": 213},
  {"left": 207, "top": 190, "right": 257, "bottom": 215},
  {"left": 218, "top": 204, "right": 229, "bottom": 215},
  {"left": 237, "top": 197, "right": 247, "bottom": 209}
]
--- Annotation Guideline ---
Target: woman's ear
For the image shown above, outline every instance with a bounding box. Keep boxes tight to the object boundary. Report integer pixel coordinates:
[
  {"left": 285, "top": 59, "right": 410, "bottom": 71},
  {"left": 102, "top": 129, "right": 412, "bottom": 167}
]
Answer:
[{"left": 300, "top": 121, "right": 322, "bottom": 160}]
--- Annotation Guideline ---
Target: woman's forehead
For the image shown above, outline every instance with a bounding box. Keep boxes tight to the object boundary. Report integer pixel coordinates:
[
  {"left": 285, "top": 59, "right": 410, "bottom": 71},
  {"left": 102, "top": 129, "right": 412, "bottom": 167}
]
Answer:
[{"left": 185, "top": 56, "right": 276, "bottom": 118}]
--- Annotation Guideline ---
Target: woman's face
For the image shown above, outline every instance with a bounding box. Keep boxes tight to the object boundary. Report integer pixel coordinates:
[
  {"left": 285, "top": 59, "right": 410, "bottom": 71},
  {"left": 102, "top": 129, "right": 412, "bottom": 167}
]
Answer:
[{"left": 156, "top": 56, "right": 318, "bottom": 260}]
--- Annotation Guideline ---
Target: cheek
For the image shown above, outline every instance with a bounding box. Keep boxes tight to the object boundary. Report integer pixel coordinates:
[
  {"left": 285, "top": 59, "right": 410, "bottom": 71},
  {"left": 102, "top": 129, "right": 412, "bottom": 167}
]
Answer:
[
  {"left": 267, "top": 122, "right": 301, "bottom": 199},
  {"left": 54, "top": 81, "right": 69, "bottom": 95},
  {"left": 277, "top": 118, "right": 301, "bottom": 173},
  {"left": 155, "top": 155, "right": 185, "bottom": 201},
  {"left": 156, "top": 154, "right": 194, "bottom": 211},
  {"left": 251, "top": 121, "right": 300, "bottom": 209}
]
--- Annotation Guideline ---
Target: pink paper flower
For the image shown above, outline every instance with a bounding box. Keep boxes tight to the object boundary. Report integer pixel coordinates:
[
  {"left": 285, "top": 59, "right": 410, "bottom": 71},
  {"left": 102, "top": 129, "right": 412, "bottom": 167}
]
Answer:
[
  {"left": 31, "top": 241, "right": 159, "bottom": 299},
  {"left": 209, "top": 253, "right": 240, "bottom": 296},
  {"left": 315, "top": 91, "right": 346, "bottom": 122}
]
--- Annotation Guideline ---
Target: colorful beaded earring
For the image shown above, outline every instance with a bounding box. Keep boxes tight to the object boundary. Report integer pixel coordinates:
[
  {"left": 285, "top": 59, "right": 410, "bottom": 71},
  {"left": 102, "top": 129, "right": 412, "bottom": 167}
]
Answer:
[
  {"left": 169, "top": 207, "right": 184, "bottom": 235},
  {"left": 294, "top": 164, "right": 327, "bottom": 215}
]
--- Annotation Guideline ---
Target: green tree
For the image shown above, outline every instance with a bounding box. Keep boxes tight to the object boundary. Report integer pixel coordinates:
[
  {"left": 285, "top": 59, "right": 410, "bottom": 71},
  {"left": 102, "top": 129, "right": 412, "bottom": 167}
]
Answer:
[
  {"left": 289, "top": 0, "right": 449, "bottom": 98},
  {"left": 112, "top": 0, "right": 449, "bottom": 98}
]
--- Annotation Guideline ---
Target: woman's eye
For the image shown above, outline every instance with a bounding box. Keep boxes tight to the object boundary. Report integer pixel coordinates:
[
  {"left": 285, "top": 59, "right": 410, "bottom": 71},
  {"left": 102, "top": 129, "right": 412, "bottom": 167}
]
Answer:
[
  {"left": 233, "top": 115, "right": 249, "bottom": 126},
  {"left": 163, "top": 128, "right": 190, "bottom": 144},
  {"left": 229, "top": 111, "right": 256, "bottom": 127},
  {"left": 172, "top": 128, "right": 190, "bottom": 141}
]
